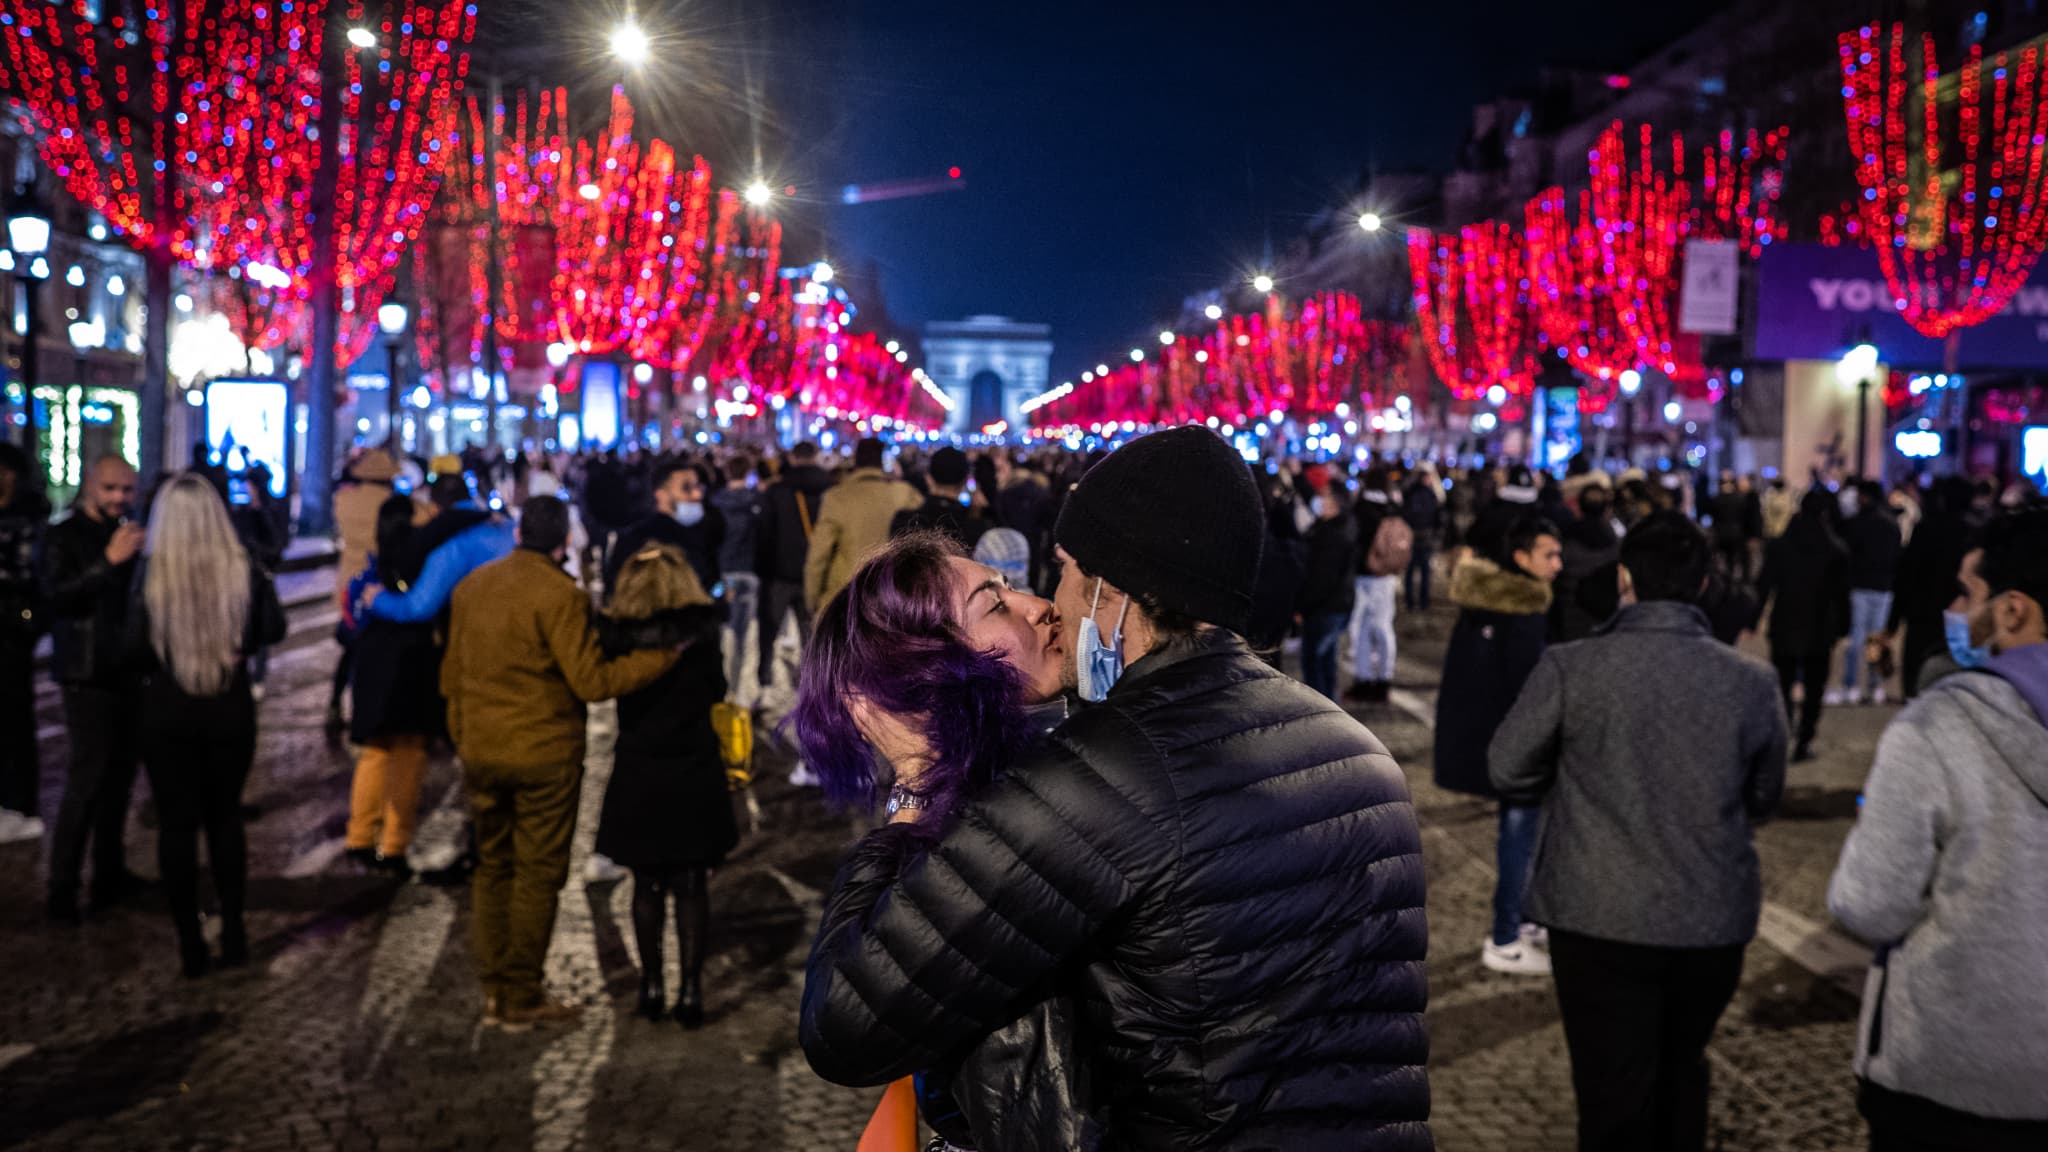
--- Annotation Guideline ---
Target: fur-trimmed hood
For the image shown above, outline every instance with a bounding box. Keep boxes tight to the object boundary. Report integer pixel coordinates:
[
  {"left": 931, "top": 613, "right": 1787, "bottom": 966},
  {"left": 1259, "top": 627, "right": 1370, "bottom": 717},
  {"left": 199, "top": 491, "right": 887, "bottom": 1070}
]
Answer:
[{"left": 1449, "top": 554, "right": 1553, "bottom": 615}]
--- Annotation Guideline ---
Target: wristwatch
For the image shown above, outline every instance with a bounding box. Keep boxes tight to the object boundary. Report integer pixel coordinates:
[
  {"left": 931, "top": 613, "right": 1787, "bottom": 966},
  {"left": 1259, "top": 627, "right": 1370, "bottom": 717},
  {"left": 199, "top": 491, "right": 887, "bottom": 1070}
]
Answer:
[{"left": 886, "top": 787, "right": 930, "bottom": 816}]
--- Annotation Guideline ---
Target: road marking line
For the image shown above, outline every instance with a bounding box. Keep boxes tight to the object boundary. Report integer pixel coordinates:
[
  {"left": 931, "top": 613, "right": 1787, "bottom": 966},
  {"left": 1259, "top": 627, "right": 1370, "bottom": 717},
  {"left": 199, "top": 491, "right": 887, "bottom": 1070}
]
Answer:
[{"left": 0, "top": 1042, "right": 32, "bottom": 1074}]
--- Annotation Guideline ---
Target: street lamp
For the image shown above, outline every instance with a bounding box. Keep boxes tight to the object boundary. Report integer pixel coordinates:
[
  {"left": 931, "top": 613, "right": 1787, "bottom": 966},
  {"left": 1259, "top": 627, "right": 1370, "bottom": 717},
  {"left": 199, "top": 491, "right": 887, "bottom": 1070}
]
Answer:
[
  {"left": 346, "top": 26, "right": 377, "bottom": 49},
  {"left": 744, "top": 181, "right": 773, "bottom": 207},
  {"left": 610, "top": 20, "right": 650, "bottom": 68},
  {"left": 8, "top": 190, "right": 52, "bottom": 473},
  {"left": 378, "top": 299, "right": 410, "bottom": 451},
  {"left": 1251, "top": 273, "right": 1275, "bottom": 294},
  {"left": 1358, "top": 211, "right": 1382, "bottom": 233}
]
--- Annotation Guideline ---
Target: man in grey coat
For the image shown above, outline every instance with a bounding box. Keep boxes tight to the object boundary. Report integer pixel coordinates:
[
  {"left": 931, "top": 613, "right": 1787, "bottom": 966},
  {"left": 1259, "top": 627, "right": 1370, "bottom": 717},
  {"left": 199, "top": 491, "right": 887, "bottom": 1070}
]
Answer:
[
  {"left": 1491, "top": 512, "right": 1787, "bottom": 1152},
  {"left": 1828, "top": 507, "right": 2048, "bottom": 1150}
]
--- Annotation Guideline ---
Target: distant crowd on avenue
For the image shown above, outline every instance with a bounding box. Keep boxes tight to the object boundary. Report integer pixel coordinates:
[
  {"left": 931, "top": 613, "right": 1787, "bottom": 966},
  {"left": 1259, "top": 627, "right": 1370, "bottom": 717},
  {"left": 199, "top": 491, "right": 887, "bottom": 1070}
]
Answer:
[{"left": 0, "top": 426, "right": 2043, "bottom": 1151}]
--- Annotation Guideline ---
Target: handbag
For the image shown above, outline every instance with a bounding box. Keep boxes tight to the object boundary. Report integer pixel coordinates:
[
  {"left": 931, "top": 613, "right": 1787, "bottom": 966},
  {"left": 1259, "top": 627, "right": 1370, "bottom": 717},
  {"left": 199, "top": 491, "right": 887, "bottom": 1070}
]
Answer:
[
  {"left": 710, "top": 701, "right": 762, "bottom": 834},
  {"left": 250, "top": 564, "right": 289, "bottom": 649}
]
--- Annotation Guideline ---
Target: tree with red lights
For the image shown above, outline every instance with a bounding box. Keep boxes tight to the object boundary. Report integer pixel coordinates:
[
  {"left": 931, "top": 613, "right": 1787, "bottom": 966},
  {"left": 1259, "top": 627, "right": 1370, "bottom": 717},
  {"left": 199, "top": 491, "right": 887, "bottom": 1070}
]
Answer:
[
  {"left": 1839, "top": 23, "right": 2048, "bottom": 339},
  {"left": 1526, "top": 187, "right": 1640, "bottom": 414},
  {"left": 1408, "top": 221, "right": 1538, "bottom": 403}
]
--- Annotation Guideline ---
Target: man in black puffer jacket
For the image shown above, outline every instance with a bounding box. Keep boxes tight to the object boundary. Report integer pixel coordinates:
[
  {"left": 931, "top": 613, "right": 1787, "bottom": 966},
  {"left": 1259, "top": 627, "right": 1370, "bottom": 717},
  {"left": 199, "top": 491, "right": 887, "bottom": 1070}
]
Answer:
[{"left": 801, "top": 427, "right": 1431, "bottom": 1150}]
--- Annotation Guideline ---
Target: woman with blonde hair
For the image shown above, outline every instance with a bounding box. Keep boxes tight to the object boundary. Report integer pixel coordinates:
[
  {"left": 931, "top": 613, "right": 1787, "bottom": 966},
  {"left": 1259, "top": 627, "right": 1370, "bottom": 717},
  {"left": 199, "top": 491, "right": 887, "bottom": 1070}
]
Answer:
[
  {"left": 127, "top": 472, "right": 285, "bottom": 977},
  {"left": 591, "top": 542, "right": 728, "bottom": 1026}
]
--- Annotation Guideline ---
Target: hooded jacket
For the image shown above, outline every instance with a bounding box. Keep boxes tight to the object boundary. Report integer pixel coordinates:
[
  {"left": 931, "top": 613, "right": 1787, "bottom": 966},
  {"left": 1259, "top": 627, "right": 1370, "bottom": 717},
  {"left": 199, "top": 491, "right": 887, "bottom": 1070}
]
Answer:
[
  {"left": 1827, "top": 645, "right": 2048, "bottom": 1121},
  {"left": 800, "top": 630, "right": 1431, "bottom": 1151},
  {"left": 1433, "top": 555, "right": 1551, "bottom": 798},
  {"left": 803, "top": 467, "right": 920, "bottom": 611}
]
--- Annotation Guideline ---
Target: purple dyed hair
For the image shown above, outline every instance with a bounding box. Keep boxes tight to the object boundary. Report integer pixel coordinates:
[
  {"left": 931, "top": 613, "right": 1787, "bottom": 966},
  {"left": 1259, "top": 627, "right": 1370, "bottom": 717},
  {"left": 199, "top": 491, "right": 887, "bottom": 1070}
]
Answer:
[{"left": 791, "top": 532, "right": 1030, "bottom": 822}]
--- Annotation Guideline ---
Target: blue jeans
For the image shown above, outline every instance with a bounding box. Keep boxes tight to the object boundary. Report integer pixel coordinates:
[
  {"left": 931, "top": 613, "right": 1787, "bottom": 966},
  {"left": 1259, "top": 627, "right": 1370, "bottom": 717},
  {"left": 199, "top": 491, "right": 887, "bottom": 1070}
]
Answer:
[
  {"left": 1348, "top": 575, "right": 1399, "bottom": 682},
  {"left": 1493, "top": 803, "right": 1541, "bottom": 946},
  {"left": 1300, "top": 611, "right": 1348, "bottom": 701},
  {"left": 722, "top": 573, "right": 761, "bottom": 696},
  {"left": 1843, "top": 589, "right": 1893, "bottom": 693}
]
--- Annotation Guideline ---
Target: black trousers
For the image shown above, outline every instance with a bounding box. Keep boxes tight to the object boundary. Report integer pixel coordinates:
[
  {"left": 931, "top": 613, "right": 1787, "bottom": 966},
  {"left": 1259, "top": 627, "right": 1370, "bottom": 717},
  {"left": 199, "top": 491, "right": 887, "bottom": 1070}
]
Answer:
[
  {"left": 143, "top": 679, "right": 257, "bottom": 951},
  {"left": 756, "top": 579, "right": 812, "bottom": 690},
  {"left": 1550, "top": 929, "right": 1745, "bottom": 1152},
  {"left": 0, "top": 638, "right": 37, "bottom": 815},
  {"left": 48, "top": 683, "right": 143, "bottom": 903},
  {"left": 1773, "top": 646, "right": 1832, "bottom": 747}
]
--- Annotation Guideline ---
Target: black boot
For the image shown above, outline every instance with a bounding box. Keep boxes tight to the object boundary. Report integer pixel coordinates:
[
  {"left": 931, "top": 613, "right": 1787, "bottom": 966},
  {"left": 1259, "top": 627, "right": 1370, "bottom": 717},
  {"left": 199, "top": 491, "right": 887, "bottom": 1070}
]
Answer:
[
  {"left": 636, "top": 973, "right": 665, "bottom": 1021},
  {"left": 630, "top": 872, "right": 668, "bottom": 1022},
  {"left": 218, "top": 917, "right": 249, "bottom": 969},
  {"left": 674, "top": 977, "right": 704, "bottom": 1030},
  {"left": 177, "top": 923, "right": 210, "bottom": 979}
]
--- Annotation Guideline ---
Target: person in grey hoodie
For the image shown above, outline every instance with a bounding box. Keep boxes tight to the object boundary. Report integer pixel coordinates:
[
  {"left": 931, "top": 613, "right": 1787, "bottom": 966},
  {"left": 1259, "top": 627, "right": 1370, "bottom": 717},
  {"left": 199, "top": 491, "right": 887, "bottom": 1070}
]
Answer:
[
  {"left": 1491, "top": 512, "right": 1787, "bottom": 1152},
  {"left": 1828, "top": 506, "right": 2048, "bottom": 1151}
]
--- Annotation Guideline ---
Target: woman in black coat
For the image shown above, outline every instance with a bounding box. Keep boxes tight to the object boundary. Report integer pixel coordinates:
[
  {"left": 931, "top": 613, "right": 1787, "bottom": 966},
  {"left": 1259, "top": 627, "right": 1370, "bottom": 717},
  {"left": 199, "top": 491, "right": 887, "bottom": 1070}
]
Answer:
[
  {"left": 127, "top": 473, "right": 286, "bottom": 977},
  {"left": 1757, "top": 488, "right": 1851, "bottom": 760},
  {"left": 593, "top": 542, "right": 730, "bottom": 1028}
]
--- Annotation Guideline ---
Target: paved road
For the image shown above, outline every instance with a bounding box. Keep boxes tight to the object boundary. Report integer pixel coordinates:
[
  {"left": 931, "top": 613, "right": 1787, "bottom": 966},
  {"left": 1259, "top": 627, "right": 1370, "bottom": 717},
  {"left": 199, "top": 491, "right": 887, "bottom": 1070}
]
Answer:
[{"left": 1, "top": 591, "right": 1888, "bottom": 1150}]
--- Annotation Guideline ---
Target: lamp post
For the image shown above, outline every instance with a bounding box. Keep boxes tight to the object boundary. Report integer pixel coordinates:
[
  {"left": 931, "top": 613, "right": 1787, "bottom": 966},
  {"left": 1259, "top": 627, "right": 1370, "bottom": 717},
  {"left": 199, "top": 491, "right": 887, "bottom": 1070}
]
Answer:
[
  {"left": 378, "top": 299, "right": 410, "bottom": 452},
  {"left": 8, "top": 192, "right": 52, "bottom": 478},
  {"left": 1839, "top": 342, "right": 1879, "bottom": 480},
  {"left": 1617, "top": 369, "right": 1643, "bottom": 469}
]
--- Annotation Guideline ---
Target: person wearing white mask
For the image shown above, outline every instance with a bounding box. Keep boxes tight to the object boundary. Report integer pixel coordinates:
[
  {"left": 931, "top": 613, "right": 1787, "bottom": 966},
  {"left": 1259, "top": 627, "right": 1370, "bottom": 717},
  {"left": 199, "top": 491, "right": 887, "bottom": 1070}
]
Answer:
[{"left": 603, "top": 459, "right": 724, "bottom": 603}]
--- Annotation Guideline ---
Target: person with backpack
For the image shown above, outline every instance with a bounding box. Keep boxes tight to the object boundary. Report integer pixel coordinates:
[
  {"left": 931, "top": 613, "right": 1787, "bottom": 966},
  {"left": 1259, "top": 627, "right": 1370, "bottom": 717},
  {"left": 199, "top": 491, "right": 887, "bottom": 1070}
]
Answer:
[{"left": 1347, "top": 466, "right": 1411, "bottom": 703}]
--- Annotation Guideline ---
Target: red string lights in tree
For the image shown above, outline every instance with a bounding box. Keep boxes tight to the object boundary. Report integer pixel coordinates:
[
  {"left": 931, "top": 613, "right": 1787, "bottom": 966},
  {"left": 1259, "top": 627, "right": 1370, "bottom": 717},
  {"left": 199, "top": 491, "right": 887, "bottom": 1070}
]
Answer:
[
  {"left": 1525, "top": 187, "right": 1640, "bottom": 413},
  {"left": 1586, "top": 120, "right": 1786, "bottom": 396},
  {"left": 1408, "top": 222, "right": 1537, "bottom": 401},
  {"left": 1838, "top": 23, "right": 2048, "bottom": 337},
  {"left": 1031, "top": 294, "right": 1406, "bottom": 430},
  {"left": 0, "top": 0, "right": 474, "bottom": 365}
]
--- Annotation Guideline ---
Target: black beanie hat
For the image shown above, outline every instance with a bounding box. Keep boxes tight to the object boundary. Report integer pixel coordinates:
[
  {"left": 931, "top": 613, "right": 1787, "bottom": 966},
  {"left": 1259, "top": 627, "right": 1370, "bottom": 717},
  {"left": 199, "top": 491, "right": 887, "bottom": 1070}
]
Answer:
[{"left": 1054, "top": 426, "right": 1264, "bottom": 633}]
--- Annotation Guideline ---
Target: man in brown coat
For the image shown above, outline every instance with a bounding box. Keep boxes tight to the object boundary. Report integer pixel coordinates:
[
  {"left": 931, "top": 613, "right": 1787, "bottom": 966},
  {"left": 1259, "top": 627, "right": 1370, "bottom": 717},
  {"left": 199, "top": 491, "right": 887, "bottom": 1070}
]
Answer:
[
  {"left": 802, "top": 437, "right": 919, "bottom": 613},
  {"left": 441, "top": 496, "right": 675, "bottom": 1028}
]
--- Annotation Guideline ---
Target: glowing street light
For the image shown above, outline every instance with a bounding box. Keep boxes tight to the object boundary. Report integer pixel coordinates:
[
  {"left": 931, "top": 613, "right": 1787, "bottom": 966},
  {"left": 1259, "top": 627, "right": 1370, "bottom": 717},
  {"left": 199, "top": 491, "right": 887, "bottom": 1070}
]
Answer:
[
  {"left": 346, "top": 27, "right": 377, "bottom": 49},
  {"left": 1251, "top": 273, "right": 1275, "bottom": 294},
  {"left": 1158, "top": 330, "right": 1175, "bottom": 346},
  {"left": 1204, "top": 304, "right": 1224, "bottom": 321},
  {"left": 1358, "top": 211, "right": 1383, "bottom": 233},
  {"left": 610, "top": 20, "right": 651, "bottom": 67},
  {"left": 744, "top": 181, "right": 774, "bottom": 207},
  {"left": 1130, "top": 348, "right": 1145, "bottom": 362},
  {"left": 1618, "top": 368, "right": 1643, "bottom": 396}
]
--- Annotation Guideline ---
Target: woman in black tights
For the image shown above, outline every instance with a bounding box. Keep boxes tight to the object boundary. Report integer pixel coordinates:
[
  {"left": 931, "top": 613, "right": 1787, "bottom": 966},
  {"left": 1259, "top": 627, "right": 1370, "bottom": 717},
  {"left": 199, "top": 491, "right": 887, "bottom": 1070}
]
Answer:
[
  {"left": 127, "top": 472, "right": 286, "bottom": 977},
  {"left": 594, "top": 543, "right": 732, "bottom": 1027}
]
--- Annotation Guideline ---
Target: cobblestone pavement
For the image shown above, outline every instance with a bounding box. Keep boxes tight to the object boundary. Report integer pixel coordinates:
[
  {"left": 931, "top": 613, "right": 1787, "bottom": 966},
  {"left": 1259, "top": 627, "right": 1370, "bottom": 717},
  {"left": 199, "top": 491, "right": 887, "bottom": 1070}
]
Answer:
[{"left": 2, "top": 588, "right": 1889, "bottom": 1149}]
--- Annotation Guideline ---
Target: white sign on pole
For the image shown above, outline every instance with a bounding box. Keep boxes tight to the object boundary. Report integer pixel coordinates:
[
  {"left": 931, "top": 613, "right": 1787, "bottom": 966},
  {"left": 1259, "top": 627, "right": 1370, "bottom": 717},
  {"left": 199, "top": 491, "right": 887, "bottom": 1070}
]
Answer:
[{"left": 1679, "top": 239, "right": 1740, "bottom": 335}]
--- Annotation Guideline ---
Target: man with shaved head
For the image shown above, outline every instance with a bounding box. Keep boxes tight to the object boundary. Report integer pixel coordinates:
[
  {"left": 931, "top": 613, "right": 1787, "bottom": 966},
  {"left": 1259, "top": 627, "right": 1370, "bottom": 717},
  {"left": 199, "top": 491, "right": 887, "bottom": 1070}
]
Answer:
[{"left": 44, "top": 455, "right": 148, "bottom": 921}]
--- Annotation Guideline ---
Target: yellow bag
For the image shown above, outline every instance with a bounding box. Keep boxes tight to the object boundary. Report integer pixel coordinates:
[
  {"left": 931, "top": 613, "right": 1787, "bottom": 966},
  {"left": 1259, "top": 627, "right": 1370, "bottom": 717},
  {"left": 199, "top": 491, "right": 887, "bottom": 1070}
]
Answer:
[{"left": 711, "top": 702, "right": 754, "bottom": 786}]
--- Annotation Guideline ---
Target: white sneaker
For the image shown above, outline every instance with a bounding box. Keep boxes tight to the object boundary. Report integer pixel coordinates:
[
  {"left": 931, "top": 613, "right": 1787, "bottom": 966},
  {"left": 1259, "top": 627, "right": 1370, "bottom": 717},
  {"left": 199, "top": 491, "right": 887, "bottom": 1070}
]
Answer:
[
  {"left": 1872, "top": 686, "right": 1888, "bottom": 705},
  {"left": 0, "top": 809, "right": 42, "bottom": 844},
  {"left": 1481, "top": 936, "right": 1553, "bottom": 976},
  {"left": 583, "top": 853, "right": 626, "bottom": 884},
  {"left": 1823, "top": 688, "right": 1848, "bottom": 706},
  {"left": 1518, "top": 923, "right": 1550, "bottom": 951},
  {"left": 788, "top": 762, "right": 822, "bottom": 788}
]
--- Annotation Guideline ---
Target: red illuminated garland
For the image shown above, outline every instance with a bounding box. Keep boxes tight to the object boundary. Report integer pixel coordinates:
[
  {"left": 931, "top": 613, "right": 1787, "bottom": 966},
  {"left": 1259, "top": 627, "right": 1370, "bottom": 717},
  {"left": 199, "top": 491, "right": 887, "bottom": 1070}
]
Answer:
[
  {"left": 0, "top": 0, "right": 473, "bottom": 364},
  {"left": 1409, "top": 223, "right": 1537, "bottom": 402},
  {"left": 1525, "top": 187, "right": 1639, "bottom": 414},
  {"left": 1034, "top": 293, "right": 1405, "bottom": 429},
  {"left": 1838, "top": 24, "right": 2048, "bottom": 337},
  {"left": 1586, "top": 121, "right": 1785, "bottom": 396}
]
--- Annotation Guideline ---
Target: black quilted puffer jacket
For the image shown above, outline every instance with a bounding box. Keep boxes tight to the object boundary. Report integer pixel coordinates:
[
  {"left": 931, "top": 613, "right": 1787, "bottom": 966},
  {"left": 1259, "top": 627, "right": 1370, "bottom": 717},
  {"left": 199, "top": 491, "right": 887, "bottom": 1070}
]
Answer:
[{"left": 800, "top": 629, "right": 1433, "bottom": 1151}]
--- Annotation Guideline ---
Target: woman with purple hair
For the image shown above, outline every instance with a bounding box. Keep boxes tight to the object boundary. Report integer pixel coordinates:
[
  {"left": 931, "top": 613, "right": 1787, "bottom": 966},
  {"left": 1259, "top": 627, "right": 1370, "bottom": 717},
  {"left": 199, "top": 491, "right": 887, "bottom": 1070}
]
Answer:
[{"left": 791, "top": 531, "right": 1082, "bottom": 1150}]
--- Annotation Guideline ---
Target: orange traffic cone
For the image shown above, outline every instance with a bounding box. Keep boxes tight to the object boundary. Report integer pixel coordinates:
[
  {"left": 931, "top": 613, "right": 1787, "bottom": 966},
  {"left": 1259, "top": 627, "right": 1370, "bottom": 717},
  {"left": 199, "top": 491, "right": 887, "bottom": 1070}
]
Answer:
[{"left": 856, "top": 1076, "right": 920, "bottom": 1152}]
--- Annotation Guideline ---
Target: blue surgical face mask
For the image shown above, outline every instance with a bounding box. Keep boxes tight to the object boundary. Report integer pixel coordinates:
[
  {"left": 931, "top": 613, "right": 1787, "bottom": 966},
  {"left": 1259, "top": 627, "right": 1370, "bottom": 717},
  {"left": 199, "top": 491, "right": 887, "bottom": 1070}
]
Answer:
[
  {"left": 1075, "top": 578, "right": 1130, "bottom": 703},
  {"left": 673, "top": 501, "right": 705, "bottom": 528},
  {"left": 1945, "top": 608, "right": 1991, "bottom": 669}
]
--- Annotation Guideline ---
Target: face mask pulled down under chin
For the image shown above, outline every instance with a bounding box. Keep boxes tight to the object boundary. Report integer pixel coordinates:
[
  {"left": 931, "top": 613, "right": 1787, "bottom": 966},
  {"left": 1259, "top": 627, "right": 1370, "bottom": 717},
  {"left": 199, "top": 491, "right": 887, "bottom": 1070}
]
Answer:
[
  {"left": 1945, "top": 608, "right": 1992, "bottom": 669},
  {"left": 672, "top": 501, "right": 705, "bottom": 528},
  {"left": 1075, "top": 579, "right": 1130, "bottom": 704}
]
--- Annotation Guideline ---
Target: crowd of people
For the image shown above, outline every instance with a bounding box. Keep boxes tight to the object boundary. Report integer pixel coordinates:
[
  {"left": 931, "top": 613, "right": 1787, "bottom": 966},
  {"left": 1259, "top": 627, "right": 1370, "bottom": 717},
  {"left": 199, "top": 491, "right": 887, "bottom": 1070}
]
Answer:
[{"left": 1, "top": 422, "right": 2044, "bottom": 1148}]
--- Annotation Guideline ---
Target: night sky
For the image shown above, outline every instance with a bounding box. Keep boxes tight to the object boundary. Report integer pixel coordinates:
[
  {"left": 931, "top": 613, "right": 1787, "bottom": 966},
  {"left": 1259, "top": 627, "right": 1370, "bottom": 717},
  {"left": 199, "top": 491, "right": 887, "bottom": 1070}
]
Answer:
[{"left": 536, "top": 0, "right": 1715, "bottom": 384}]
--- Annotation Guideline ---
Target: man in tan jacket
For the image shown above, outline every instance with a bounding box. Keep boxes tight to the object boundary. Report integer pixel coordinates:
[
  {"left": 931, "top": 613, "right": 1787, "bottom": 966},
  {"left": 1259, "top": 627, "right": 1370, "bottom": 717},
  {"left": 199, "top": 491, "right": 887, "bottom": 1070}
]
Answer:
[
  {"left": 441, "top": 495, "right": 675, "bottom": 1029},
  {"left": 802, "top": 437, "right": 920, "bottom": 613}
]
